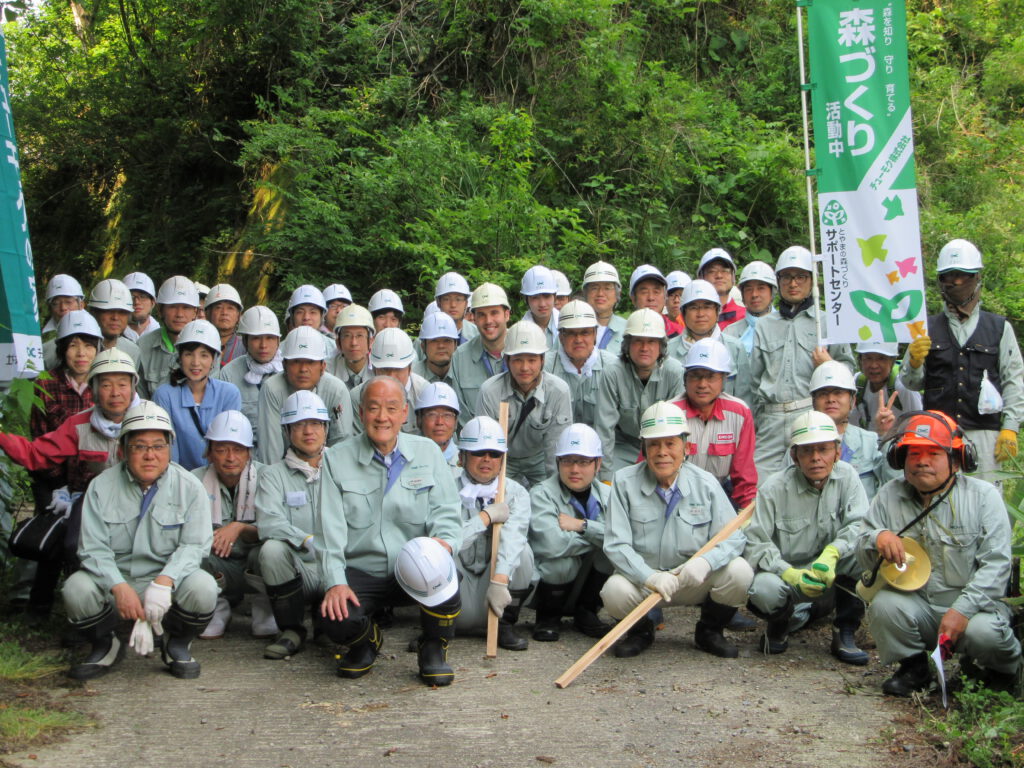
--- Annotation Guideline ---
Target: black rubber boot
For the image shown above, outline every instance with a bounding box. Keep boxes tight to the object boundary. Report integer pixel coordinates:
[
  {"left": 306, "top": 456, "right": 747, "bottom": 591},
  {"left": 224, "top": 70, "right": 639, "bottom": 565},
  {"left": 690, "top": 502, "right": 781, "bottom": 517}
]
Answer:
[
  {"left": 336, "top": 620, "right": 382, "bottom": 679},
  {"left": 727, "top": 612, "right": 758, "bottom": 631},
  {"left": 750, "top": 596, "right": 793, "bottom": 655},
  {"left": 882, "top": 652, "right": 932, "bottom": 696},
  {"left": 613, "top": 616, "right": 655, "bottom": 658},
  {"left": 498, "top": 592, "right": 529, "bottom": 651},
  {"left": 160, "top": 605, "right": 215, "bottom": 680},
  {"left": 264, "top": 577, "right": 307, "bottom": 660},
  {"left": 830, "top": 576, "right": 868, "bottom": 665},
  {"left": 573, "top": 568, "right": 612, "bottom": 638},
  {"left": 694, "top": 598, "right": 739, "bottom": 658},
  {"left": 418, "top": 604, "right": 460, "bottom": 686},
  {"left": 532, "top": 581, "right": 569, "bottom": 642},
  {"left": 67, "top": 606, "right": 123, "bottom": 681}
]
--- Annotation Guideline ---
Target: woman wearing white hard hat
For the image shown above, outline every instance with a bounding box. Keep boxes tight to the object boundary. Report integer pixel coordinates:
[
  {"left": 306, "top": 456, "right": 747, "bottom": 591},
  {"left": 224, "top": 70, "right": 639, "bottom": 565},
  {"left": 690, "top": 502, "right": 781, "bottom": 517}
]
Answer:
[
  {"left": 136, "top": 276, "right": 201, "bottom": 398},
  {"left": 216, "top": 306, "right": 283, "bottom": 450},
  {"left": 581, "top": 260, "right": 627, "bottom": 354},
  {"left": 152, "top": 319, "right": 242, "bottom": 470}
]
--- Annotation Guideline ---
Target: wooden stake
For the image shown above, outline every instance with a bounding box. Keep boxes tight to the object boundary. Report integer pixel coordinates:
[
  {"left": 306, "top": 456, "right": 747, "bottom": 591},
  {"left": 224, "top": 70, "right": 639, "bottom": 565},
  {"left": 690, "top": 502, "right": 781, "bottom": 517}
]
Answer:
[
  {"left": 553, "top": 499, "right": 756, "bottom": 688},
  {"left": 485, "top": 401, "right": 510, "bottom": 658}
]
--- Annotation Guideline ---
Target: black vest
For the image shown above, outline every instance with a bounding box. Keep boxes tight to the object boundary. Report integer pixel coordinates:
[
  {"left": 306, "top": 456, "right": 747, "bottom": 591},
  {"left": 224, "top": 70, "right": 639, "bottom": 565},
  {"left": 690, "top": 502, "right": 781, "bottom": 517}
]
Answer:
[{"left": 923, "top": 310, "right": 1004, "bottom": 430}]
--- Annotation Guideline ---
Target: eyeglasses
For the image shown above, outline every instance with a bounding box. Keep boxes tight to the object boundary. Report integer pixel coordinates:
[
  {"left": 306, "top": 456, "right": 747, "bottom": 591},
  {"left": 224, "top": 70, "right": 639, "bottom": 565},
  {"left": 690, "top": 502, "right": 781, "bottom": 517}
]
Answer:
[
  {"left": 421, "top": 411, "right": 457, "bottom": 423},
  {"left": 127, "top": 443, "right": 170, "bottom": 455},
  {"left": 558, "top": 457, "right": 597, "bottom": 467},
  {"left": 468, "top": 450, "right": 504, "bottom": 459},
  {"left": 778, "top": 272, "right": 811, "bottom": 284}
]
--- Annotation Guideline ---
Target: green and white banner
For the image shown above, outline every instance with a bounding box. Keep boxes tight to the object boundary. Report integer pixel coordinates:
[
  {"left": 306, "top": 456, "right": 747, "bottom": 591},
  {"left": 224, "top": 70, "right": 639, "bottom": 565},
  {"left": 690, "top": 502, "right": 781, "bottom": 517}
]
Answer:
[
  {"left": 0, "top": 27, "right": 42, "bottom": 381},
  {"left": 807, "top": 0, "right": 926, "bottom": 344}
]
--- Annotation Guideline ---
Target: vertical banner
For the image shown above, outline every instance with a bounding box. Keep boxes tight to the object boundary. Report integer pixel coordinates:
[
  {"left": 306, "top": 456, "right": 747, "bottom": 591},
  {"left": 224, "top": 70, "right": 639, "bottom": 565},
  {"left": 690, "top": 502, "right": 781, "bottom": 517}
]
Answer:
[
  {"left": 0, "top": 27, "right": 42, "bottom": 381},
  {"left": 807, "top": 0, "right": 926, "bottom": 344}
]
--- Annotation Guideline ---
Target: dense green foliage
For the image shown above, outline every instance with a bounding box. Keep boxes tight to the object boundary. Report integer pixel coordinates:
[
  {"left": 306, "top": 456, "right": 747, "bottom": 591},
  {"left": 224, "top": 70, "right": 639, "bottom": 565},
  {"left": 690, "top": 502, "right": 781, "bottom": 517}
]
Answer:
[{"left": 6, "top": 0, "right": 1023, "bottom": 321}]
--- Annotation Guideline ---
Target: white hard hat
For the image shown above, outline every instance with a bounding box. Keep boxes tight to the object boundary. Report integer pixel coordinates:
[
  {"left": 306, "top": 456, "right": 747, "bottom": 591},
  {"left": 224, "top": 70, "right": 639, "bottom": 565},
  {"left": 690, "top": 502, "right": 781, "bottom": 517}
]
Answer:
[
  {"left": 418, "top": 312, "right": 459, "bottom": 341},
  {"left": 521, "top": 265, "right": 556, "bottom": 296},
  {"left": 157, "top": 276, "right": 201, "bottom": 307},
  {"left": 121, "top": 400, "right": 175, "bottom": 442},
  {"left": 322, "top": 284, "right": 353, "bottom": 304},
  {"left": 88, "top": 279, "right": 133, "bottom": 313},
  {"left": 738, "top": 260, "right": 778, "bottom": 289},
  {"left": 554, "top": 423, "right": 602, "bottom": 459},
  {"left": 503, "top": 321, "right": 548, "bottom": 356},
  {"left": 459, "top": 416, "right": 507, "bottom": 453},
  {"left": 46, "top": 274, "right": 84, "bottom": 301},
  {"left": 666, "top": 271, "right": 691, "bottom": 293},
  {"left": 194, "top": 282, "right": 210, "bottom": 298},
  {"left": 287, "top": 285, "right": 327, "bottom": 314},
  {"left": 628, "top": 264, "right": 667, "bottom": 295},
  {"left": 582, "top": 260, "right": 620, "bottom": 286},
  {"left": 423, "top": 301, "right": 440, "bottom": 317},
  {"left": 789, "top": 410, "right": 840, "bottom": 447},
  {"left": 56, "top": 310, "right": 102, "bottom": 342},
  {"left": 238, "top": 306, "right": 281, "bottom": 337},
  {"left": 681, "top": 279, "right": 722, "bottom": 308},
  {"left": 809, "top": 360, "right": 856, "bottom": 393},
  {"left": 204, "top": 283, "right": 243, "bottom": 311},
  {"left": 87, "top": 348, "right": 139, "bottom": 388},
  {"left": 684, "top": 338, "right": 733, "bottom": 374},
  {"left": 470, "top": 282, "right": 510, "bottom": 310},
  {"left": 434, "top": 272, "right": 471, "bottom": 298},
  {"left": 122, "top": 272, "right": 156, "bottom": 299},
  {"left": 281, "top": 326, "right": 329, "bottom": 362},
  {"left": 624, "top": 308, "right": 667, "bottom": 339},
  {"left": 557, "top": 300, "right": 598, "bottom": 330},
  {"left": 639, "top": 401, "right": 688, "bottom": 439},
  {"left": 937, "top": 239, "right": 982, "bottom": 274},
  {"left": 415, "top": 381, "right": 461, "bottom": 414},
  {"left": 368, "top": 289, "right": 404, "bottom": 316},
  {"left": 775, "top": 246, "right": 814, "bottom": 274},
  {"left": 551, "top": 269, "right": 572, "bottom": 297},
  {"left": 280, "top": 389, "right": 330, "bottom": 425},
  {"left": 855, "top": 340, "right": 898, "bottom": 357},
  {"left": 395, "top": 537, "right": 459, "bottom": 608},
  {"left": 174, "top": 319, "right": 221, "bottom": 355},
  {"left": 205, "top": 409, "right": 254, "bottom": 448},
  {"left": 370, "top": 327, "right": 416, "bottom": 368},
  {"left": 698, "top": 248, "right": 735, "bottom": 274},
  {"left": 334, "top": 304, "right": 375, "bottom": 334}
]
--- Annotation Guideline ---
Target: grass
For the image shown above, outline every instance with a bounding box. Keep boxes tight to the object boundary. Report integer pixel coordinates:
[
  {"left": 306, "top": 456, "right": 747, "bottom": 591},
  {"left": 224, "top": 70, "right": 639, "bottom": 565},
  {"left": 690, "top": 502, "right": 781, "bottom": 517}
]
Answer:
[
  {"left": 0, "top": 642, "right": 65, "bottom": 683},
  {"left": 0, "top": 704, "right": 92, "bottom": 748},
  {"left": 919, "top": 679, "right": 1024, "bottom": 768}
]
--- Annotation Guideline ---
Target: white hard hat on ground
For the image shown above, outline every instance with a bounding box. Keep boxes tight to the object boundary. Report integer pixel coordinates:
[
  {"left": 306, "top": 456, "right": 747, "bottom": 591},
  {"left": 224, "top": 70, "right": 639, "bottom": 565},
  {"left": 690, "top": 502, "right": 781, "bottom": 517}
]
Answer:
[
  {"left": 639, "top": 401, "right": 688, "bottom": 439},
  {"left": 205, "top": 410, "right": 254, "bottom": 448},
  {"left": 238, "top": 306, "right": 281, "bottom": 337},
  {"left": 370, "top": 328, "right": 416, "bottom": 368},
  {"left": 459, "top": 416, "right": 507, "bottom": 453},
  {"left": 395, "top": 537, "right": 459, "bottom": 607},
  {"left": 555, "top": 423, "right": 602, "bottom": 459}
]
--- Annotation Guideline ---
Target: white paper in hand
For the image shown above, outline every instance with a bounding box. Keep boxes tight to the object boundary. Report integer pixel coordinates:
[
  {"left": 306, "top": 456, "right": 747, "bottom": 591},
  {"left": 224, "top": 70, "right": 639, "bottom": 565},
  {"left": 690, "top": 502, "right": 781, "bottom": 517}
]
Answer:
[{"left": 930, "top": 644, "right": 948, "bottom": 709}]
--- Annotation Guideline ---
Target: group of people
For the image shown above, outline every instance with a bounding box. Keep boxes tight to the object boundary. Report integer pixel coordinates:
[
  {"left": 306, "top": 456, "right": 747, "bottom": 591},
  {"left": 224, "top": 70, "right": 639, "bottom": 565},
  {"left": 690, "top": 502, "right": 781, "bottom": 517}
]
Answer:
[{"left": 2, "top": 237, "right": 1020, "bottom": 695}]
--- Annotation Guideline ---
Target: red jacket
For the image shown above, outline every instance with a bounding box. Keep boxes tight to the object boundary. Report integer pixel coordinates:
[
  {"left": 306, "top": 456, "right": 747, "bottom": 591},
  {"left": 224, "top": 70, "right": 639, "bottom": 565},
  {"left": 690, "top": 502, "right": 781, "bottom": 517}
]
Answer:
[
  {"left": 673, "top": 393, "right": 757, "bottom": 508},
  {"left": 717, "top": 298, "right": 746, "bottom": 330}
]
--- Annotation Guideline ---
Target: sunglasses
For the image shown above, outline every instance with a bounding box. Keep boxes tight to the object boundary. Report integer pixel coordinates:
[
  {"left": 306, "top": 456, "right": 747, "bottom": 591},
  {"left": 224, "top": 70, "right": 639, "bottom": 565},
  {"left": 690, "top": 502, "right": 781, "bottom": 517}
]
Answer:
[{"left": 468, "top": 450, "right": 504, "bottom": 459}]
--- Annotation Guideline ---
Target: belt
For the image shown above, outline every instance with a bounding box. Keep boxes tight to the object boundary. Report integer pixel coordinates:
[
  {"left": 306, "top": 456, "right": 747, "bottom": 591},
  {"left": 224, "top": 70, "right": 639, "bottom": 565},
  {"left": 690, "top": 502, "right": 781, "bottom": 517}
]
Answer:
[{"left": 763, "top": 397, "right": 812, "bottom": 414}]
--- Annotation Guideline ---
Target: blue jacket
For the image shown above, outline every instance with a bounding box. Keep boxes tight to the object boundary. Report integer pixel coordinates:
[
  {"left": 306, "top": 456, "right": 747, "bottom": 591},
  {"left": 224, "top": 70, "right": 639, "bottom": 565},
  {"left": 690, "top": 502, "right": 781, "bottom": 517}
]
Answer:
[{"left": 152, "top": 378, "right": 243, "bottom": 471}]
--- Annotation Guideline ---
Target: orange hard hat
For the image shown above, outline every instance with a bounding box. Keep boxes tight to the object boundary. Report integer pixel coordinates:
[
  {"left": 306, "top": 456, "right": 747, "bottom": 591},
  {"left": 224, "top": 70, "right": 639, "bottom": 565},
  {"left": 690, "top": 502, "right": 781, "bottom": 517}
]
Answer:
[{"left": 895, "top": 410, "right": 963, "bottom": 452}]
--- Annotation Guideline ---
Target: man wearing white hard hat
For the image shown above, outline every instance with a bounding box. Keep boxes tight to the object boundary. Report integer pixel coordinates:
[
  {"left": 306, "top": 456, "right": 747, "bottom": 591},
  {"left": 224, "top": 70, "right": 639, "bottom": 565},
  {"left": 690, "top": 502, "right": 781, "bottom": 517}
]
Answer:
[
  {"left": 594, "top": 308, "right": 686, "bottom": 482},
  {"left": 414, "top": 382, "right": 462, "bottom": 468},
  {"left": 62, "top": 401, "right": 217, "bottom": 681},
  {"left": 449, "top": 282, "right": 512, "bottom": 427},
  {"left": 628, "top": 264, "right": 683, "bottom": 338},
  {"left": 328, "top": 304, "right": 375, "bottom": 390},
  {"left": 255, "top": 326, "right": 353, "bottom": 464},
  {"left": 723, "top": 260, "right": 777, "bottom": 409},
  {"left": 745, "top": 410, "right": 870, "bottom": 665},
  {"left": 41, "top": 274, "right": 85, "bottom": 337},
  {"left": 136, "top": 276, "right": 201, "bottom": 398},
  {"left": 851, "top": 341, "right": 921, "bottom": 433},
  {"left": 350, "top": 328, "right": 430, "bottom": 436},
  {"left": 322, "top": 284, "right": 352, "bottom": 333},
  {"left": 367, "top": 288, "right": 405, "bottom": 332},
  {"left": 434, "top": 271, "right": 478, "bottom": 345},
  {"left": 123, "top": 272, "right": 161, "bottom": 342},
  {"left": 697, "top": 248, "right": 746, "bottom": 330},
  {"left": 544, "top": 300, "right": 617, "bottom": 426},
  {"left": 76, "top": 278, "right": 141, "bottom": 370},
  {"left": 452, "top": 416, "right": 533, "bottom": 650},
  {"left": 254, "top": 390, "right": 331, "bottom": 660},
  {"left": 412, "top": 311, "right": 459, "bottom": 385},
  {"left": 476, "top": 321, "right": 572, "bottom": 487},
  {"left": 191, "top": 410, "right": 272, "bottom": 640},
  {"left": 581, "top": 260, "right": 627, "bottom": 354},
  {"left": 749, "top": 246, "right": 855, "bottom": 478},
  {"left": 528, "top": 423, "right": 613, "bottom": 642},
  {"left": 897, "top": 238, "right": 1024, "bottom": 479},
  {"left": 215, "top": 306, "right": 283, "bottom": 449},
  {"left": 671, "top": 338, "right": 757, "bottom": 509},
  {"left": 601, "top": 401, "right": 753, "bottom": 659},
  {"left": 551, "top": 269, "right": 572, "bottom": 311},
  {"left": 204, "top": 284, "right": 245, "bottom": 367},
  {"left": 521, "top": 265, "right": 560, "bottom": 349},
  {"left": 317, "top": 377, "right": 463, "bottom": 684}
]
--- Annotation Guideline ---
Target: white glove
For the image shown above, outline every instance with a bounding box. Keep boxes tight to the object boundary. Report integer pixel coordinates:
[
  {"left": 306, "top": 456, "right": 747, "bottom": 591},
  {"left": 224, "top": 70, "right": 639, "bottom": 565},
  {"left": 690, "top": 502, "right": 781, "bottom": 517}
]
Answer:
[
  {"left": 483, "top": 502, "right": 509, "bottom": 525},
  {"left": 673, "top": 556, "right": 712, "bottom": 590},
  {"left": 486, "top": 580, "right": 512, "bottom": 617},
  {"left": 303, "top": 536, "right": 317, "bottom": 556},
  {"left": 143, "top": 581, "right": 173, "bottom": 632},
  {"left": 47, "top": 487, "right": 73, "bottom": 516},
  {"left": 644, "top": 571, "right": 680, "bottom": 603},
  {"left": 129, "top": 619, "right": 154, "bottom": 656}
]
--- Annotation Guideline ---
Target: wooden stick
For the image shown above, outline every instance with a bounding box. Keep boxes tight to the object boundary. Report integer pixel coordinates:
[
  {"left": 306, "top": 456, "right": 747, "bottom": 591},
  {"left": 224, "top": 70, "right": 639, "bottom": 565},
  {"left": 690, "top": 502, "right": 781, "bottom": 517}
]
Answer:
[
  {"left": 485, "top": 401, "right": 511, "bottom": 658},
  {"left": 554, "top": 499, "right": 756, "bottom": 688}
]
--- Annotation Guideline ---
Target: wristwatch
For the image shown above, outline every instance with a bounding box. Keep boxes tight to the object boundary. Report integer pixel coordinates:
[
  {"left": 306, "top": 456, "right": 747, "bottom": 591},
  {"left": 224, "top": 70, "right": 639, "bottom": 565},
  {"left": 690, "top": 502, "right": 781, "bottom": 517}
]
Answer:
[{"left": 580, "top": 519, "right": 588, "bottom": 534}]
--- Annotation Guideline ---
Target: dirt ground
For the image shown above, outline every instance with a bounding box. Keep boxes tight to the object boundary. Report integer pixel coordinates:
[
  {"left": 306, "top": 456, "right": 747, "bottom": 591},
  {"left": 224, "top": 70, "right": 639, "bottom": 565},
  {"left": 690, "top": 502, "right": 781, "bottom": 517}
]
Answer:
[{"left": 1, "top": 603, "right": 925, "bottom": 768}]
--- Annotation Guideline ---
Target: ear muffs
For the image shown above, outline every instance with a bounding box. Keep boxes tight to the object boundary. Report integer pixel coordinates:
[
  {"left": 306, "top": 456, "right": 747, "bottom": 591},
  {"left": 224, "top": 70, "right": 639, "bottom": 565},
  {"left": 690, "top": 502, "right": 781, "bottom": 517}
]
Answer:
[
  {"left": 886, "top": 442, "right": 905, "bottom": 470},
  {"left": 885, "top": 428, "right": 980, "bottom": 473},
  {"left": 959, "top": 437, "right": 978, "bottom": 474}
]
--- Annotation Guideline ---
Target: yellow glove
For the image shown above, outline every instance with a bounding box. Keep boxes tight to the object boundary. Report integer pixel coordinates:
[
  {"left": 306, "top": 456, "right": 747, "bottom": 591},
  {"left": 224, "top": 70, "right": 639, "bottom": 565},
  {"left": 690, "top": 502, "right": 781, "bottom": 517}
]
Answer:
[
  {"left": 809, "top": 545, "right": 840, "bottom": 588},
  {"left": 908, "top": 335, "right": 931, "bottom": 368},
  {"left": 781, "top": 567, "right": 825, "bottom": 598},
  {"left": 995, "top": 429, "right": 1019, "bottom": 462}
]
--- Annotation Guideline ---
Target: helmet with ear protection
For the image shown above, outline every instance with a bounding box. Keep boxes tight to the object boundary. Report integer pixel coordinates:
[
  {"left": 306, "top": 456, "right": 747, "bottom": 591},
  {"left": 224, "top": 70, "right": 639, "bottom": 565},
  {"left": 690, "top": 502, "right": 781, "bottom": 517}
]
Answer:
[{"left": 884, "top": 410, "right": 978, "bottom": 473}]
